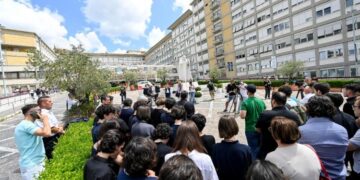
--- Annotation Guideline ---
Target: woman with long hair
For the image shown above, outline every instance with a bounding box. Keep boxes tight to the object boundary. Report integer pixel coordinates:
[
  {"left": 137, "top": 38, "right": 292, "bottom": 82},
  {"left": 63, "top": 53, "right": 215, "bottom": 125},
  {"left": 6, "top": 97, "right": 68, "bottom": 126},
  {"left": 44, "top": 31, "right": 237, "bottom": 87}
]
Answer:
[{"left": 165, "top": 121, "right": 218, "bottom": 180}]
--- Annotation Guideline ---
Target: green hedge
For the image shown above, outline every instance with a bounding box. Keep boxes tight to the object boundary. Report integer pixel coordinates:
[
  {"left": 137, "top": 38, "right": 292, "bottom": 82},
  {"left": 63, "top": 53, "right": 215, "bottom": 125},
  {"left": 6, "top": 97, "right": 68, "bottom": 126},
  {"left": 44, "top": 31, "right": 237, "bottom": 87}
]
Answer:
[
  {"left": 198, "top": 80, "right": 209, "bottom": 85},
  {"left": 195, "top": 87, "right": 201, "bottom": 91},
  {"left": 39, "top": 120, "right": 93, "bottom": 180},
  {"left": 215, "top": 83, "right": 223, "bottom": 88},
  {"left": 243, "top": 80, "right": 285, "bottom": 87},
  {"left": 318, "top": 79, "right": 360, "bottom": 88}
]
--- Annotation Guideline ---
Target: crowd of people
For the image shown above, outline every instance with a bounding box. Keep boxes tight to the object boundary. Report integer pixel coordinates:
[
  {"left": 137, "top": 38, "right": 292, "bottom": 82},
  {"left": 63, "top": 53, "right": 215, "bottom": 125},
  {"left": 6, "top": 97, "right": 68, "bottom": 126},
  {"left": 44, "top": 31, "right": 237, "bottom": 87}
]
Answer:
[{"left": 13, "top": 78, "right": 360, "bottom": 180}]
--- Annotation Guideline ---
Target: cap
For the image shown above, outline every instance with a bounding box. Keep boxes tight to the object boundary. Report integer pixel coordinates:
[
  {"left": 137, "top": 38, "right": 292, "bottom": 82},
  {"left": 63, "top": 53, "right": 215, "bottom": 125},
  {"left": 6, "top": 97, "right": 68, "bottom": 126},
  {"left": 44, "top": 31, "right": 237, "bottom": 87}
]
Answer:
[{"left": 246, "top": 84, "right": 256, "bottom": 93}]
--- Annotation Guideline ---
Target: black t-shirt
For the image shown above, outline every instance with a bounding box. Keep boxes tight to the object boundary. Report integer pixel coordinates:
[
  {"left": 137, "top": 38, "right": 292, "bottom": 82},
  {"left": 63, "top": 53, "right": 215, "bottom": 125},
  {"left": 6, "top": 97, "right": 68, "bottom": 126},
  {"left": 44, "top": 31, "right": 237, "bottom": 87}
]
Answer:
[
  {"left": 344, "top": 97, "right": 356, "bottom": 118},
  {"left": 226, "top": 83, "right": 238, "bottom": 96},
  {"left": 84, "top": 155, "right": 119, "bottom": 180},
  {"left": 211, "top": 140, "right": 253, "bottom": 180},
  {"left": 201, "top": 134, "right": 215, "bottom": 155},
  {"left": 256, "top": 106, "right": 301, "bottom": 159},
  {"left": 154, "top": 142, "right": 173, "bottom": 175},
  {"left": 332, "top": 109, "right": 358, "bottom": 138},
  {"left": 150, "top": 108, "right": 166, "bottom": 128}
]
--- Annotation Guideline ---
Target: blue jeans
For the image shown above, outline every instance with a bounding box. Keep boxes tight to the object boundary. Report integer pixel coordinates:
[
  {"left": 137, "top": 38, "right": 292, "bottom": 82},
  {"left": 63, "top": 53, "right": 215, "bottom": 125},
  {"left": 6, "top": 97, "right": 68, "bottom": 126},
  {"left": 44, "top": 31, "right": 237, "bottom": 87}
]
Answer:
[
  {"left": 245, "top": 131, "right": 260, "bottom": 159},
  {"left": 189, "top": 92, "right": 196, "bottom": 104}
]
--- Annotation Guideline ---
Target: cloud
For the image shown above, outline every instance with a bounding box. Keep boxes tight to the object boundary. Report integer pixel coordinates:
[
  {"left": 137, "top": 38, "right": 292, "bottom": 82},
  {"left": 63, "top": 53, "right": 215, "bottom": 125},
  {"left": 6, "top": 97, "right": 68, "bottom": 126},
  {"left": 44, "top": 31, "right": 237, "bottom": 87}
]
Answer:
[
  {"left": 83, "top": 0, "right": 153, "bottom": 40},
  {"left": 173, "top": 0, "right": 192, "bottom": 13},
  {"left": 68, "top": 31, "right": 107, "bottom": 53},
  {"left": 0, "top": 0, "right": 70, "bottom": 49},
  {"left": 113, "top": 39, "right": 131, "bottom": 47},
  {"left": 147, "top": 26, "right": 166, "bottom": 47}
]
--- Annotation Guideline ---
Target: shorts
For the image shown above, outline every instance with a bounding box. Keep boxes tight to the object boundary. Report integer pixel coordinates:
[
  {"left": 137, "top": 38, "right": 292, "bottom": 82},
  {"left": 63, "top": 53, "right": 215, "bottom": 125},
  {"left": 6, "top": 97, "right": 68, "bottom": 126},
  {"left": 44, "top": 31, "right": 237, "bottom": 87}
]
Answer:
[
  {"left": 227, "top": 95, "right": 236, "bottom": 103},
  {"left": 20, "top": 162, "right": 45, "bottom": 180}
]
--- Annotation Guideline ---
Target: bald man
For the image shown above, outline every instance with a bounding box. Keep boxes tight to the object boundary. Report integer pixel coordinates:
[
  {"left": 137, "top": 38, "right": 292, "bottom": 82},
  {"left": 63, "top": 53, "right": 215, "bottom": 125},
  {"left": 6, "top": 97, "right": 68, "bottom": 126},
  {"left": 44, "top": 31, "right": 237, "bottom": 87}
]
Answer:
[{"left": 300, "top": 86, "right": 314, "bottom": 105}]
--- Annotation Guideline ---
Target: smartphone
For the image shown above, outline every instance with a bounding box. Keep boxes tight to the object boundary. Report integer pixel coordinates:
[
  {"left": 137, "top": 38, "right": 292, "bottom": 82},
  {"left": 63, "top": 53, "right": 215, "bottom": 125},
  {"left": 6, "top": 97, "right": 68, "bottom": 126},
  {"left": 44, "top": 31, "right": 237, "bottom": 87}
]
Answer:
[{"left": 30, "top": 111, "right": 40, "bottom": 119}]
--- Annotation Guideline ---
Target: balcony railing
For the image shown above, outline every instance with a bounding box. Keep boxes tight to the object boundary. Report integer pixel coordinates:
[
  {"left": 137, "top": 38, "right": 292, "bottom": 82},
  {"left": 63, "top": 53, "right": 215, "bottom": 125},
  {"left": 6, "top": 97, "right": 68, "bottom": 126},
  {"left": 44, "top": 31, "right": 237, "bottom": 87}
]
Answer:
[
  {"left": 212, "top": 12, "right": 221, "bottom": 22},
  {"left": 215, "top": 49, "right": 224, "bottom": 57},
  {"left": 213, "top": 25, "right": 222, "bottom": 33},
  {"left": 214, "top": 36, "right": 223, "bottom": 45},
  {"left": 211, "top": 0, "right": 220, "bottom": 10}
]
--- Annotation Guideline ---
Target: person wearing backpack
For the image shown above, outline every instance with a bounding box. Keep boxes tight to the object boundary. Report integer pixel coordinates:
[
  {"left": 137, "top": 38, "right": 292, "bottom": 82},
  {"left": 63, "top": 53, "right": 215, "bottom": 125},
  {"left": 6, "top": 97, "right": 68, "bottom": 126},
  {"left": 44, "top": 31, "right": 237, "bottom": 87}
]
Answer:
[
  {"left": 256, "top": 92, "right": 301, "bottom": 160},
  {"left": 278, "top": 85, "right": 307, "bottom": 124}
]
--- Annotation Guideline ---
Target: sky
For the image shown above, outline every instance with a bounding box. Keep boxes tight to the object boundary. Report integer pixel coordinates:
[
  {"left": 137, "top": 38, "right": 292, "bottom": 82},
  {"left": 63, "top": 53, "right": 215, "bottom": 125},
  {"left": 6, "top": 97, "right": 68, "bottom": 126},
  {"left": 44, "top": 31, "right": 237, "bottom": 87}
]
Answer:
[{"left": 0, "top": 0, "right": 192, "bottom": 53}]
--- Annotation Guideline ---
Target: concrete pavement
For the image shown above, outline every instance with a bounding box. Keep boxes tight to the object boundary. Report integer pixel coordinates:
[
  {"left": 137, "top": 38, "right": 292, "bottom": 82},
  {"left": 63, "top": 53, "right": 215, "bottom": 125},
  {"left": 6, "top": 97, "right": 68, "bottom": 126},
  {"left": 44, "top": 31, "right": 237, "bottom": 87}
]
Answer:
[{"left": 0, "top": 92, "right": 68, "bottom": 180}]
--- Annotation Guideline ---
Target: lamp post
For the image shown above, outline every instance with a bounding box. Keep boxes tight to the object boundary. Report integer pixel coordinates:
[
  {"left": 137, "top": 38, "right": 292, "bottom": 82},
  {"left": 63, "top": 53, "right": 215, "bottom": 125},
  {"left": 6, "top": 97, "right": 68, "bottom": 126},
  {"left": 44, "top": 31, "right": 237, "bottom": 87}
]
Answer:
[{"left": 0, "top": 25, "right": 7, "bottom": 96}]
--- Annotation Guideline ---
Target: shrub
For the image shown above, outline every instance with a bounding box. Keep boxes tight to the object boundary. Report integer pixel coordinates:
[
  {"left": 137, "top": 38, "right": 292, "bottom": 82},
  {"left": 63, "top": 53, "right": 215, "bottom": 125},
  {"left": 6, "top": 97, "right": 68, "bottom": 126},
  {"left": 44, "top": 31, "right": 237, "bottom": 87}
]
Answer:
[
  {"left": 216, "top": 83, "right": 223, "bottom": 88},
  {"left": 39, "top": 120, "right": 93, "bottom": 180},
  {"left": 195, "top": 87, "right": 201, "bottom": 92},
  {"left": 318, "top": 79, "right": 358, "bottom": 88},
  {"left": 243, "top": 80, "right": 285, "bottom": 87},
  {"left": 198, "top": 80, "right": 209, "bottom": 85},
  {"left": 195, "top": 91, "right": 202, "bottom": 98}
]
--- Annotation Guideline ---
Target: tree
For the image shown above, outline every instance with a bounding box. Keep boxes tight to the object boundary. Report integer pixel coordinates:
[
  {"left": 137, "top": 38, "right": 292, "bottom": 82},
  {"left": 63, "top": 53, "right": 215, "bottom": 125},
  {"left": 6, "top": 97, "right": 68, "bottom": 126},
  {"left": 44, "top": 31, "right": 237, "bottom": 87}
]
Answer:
[
  {"left": 27, "top": 45, "right": 111, "bottom": 101},
  {"left": 123, "top": 70, "right": 138, "bottom": 85},
  {"left": 209, "top": 68, "right": 220, "bottom": 82},
  {"left": 27, "top": 49, "right": 49, "bottom": 80},
  {"left": 278, "top": 61, "right": 304, "bottom": 80},
  {"left": 157, "top": 68, "right": 168, "bottom": 83}
]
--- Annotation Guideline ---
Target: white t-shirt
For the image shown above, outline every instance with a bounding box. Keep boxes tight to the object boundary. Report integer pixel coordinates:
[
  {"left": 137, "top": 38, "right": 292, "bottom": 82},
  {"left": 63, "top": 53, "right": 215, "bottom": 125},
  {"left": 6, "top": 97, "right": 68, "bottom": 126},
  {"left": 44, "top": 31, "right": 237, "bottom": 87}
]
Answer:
[
  {"left": 165, "top": 150, "right": 219, "bottom": 180},
  {"left": 300, "top": 93, "right": 315, "bottom": 105},
  {"left": 266, "top": 143, "right": 321, "bottom": 180},
  {"left": 35, "top": 109, "right": 59, "bottom": 136}
]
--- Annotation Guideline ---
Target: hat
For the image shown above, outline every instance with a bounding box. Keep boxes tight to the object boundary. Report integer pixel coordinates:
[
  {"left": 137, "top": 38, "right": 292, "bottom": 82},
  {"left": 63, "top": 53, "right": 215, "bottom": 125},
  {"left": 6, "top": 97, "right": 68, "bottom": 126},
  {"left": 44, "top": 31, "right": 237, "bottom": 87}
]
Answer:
[{"left": 246, "top": 84, "right": 256, "bottom": 93}]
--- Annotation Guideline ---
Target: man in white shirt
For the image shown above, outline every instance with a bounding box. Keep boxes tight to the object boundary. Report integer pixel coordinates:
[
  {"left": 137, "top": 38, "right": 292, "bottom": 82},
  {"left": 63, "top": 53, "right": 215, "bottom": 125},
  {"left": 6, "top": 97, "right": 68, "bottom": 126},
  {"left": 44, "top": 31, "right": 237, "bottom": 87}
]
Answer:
[
  {"left": 300, "top": 86, "right": 315, "bottom": 105},
  {"left": 35, "top": 96, "right": 65, "bottom": 159}
]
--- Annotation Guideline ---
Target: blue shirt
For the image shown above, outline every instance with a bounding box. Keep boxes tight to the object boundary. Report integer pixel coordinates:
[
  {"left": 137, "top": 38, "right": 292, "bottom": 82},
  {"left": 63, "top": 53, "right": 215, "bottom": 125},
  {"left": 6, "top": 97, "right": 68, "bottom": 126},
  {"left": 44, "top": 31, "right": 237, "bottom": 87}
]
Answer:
[
  {"left": 117, "top": 169, "right": 157, "bottom": 180},
  {"left": 299, "top": 117, "right": 348, "bottom": 180},
  {"left": 14, "top": 120, "right": 45, "bottom": 168}
]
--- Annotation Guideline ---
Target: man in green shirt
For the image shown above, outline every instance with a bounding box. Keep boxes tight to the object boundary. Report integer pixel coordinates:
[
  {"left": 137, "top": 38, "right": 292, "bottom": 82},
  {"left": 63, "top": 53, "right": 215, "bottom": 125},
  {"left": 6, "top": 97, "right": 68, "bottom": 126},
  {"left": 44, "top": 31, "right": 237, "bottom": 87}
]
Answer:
[{"left": 240, "top": 84, "right": 266, "bottom": 158}]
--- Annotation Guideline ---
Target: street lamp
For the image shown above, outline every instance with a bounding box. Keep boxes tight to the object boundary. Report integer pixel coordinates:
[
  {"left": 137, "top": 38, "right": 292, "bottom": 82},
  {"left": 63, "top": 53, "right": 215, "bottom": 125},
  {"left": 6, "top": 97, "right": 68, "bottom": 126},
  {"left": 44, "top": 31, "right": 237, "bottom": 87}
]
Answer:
[{"left": 0, "top": 25, "right": 7, "bottom": 96}]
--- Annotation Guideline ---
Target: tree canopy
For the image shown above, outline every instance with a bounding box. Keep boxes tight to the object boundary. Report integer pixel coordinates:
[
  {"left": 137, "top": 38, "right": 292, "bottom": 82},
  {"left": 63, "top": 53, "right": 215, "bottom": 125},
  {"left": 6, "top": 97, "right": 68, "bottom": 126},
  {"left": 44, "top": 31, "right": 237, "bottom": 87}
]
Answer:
[
  {"left": 278, "top": 60, "right": 304, "bottom": 80},
  {"left": 27, "top": 45, "right": 111, "bottom": 100}
]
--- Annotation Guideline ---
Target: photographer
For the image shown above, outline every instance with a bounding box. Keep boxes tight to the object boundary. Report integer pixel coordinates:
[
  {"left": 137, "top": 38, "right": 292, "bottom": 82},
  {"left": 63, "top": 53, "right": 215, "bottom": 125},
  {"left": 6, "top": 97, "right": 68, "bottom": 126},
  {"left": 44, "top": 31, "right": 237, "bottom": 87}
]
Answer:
[
  {"left": 15, "top": 104, "right": 51, "bottom": 180},
  {"left": 223, "top": 80, "right": 238, "bottom": 112}
]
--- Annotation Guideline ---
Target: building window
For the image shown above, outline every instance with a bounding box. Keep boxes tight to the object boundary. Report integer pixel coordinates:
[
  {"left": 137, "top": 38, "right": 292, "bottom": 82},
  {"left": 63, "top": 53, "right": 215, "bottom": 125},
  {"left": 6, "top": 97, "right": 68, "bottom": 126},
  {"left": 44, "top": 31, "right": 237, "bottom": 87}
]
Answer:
[
  {"left": 317, "top": 22, "right": 342, "bottom": 39},
  {"left": 260, "top": 43, "right": 273, "bottom": 54},
  {"left": 273, "top": 1, "right": 289, "bottom": 17},
  {"left": 227, "top": 62, "right": 234, "bottom": 71},
  {"left": 275, "top": 37, "right": 291, "bottom": 50},
  {"left": 274, "top": 21, "right": 290, "bottom": 32},
  {"left": 320, "top": 68, "right": 345, "bottom": 77},
  {"left": 319, "top": 47, "right": 343, "bottom": 60},
  {"left": 257, "top": 9, "right": 271, "bottom": 23},
  {"left": 233, "top": 22, "right": 244, "bottom": 33},
  {"left": 316, "top": 0, "right": 340, "bottom": 18},
  {"left": 294, "top": 31, "right": 314, "bottom": 44},
  {"left": 291, "top": 0, "right": 309, "bottom": 7}
]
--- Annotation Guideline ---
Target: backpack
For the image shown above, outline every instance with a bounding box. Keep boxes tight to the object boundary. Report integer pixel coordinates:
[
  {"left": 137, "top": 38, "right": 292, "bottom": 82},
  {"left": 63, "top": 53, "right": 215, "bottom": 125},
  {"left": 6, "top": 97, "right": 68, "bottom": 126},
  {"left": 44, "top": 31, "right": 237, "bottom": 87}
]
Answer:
[{"left": 285, "top": 101, "right": 307, "bottom": 124}]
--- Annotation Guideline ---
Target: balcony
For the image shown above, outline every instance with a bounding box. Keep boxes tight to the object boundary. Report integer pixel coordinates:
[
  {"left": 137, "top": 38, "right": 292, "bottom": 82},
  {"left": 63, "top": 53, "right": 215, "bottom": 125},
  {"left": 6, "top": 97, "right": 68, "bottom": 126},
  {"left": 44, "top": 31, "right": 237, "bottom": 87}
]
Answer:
[
  {"left": 213, "top": 25, "right": 222, "bottom": 33},
  {"left": 215, "top": 49, "right": 224, "bottom": 57},
  {"left": 217, "top": 58, "right": 225, "bottom": 68},
  {"left": 211, "top": 0, "right": 220, "bottom": 10},
  {"left": 212, "top": 12, "right": 221, "bottom": 22},
  {"left": 214, "top": 36, "right": 223, "bottom": 45}
]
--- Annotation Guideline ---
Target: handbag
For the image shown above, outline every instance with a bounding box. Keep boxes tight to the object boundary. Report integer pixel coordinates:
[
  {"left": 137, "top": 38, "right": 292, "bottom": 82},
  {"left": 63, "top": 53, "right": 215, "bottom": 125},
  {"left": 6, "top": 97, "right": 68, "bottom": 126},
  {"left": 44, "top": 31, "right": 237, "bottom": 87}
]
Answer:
[{"left": 305, "top": 145, "right": 331, "bottom": 180}]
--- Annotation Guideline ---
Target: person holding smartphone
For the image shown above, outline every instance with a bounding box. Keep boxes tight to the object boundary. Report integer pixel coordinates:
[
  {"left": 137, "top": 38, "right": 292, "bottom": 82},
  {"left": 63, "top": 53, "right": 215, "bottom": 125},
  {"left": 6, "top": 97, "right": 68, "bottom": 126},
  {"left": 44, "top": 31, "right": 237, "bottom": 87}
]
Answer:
[
  {"left": 35, "top": 96, "right": 65, "bottom": 160},
  {"left": 15, "top": 104, "right": 51, "bottom": 180}
]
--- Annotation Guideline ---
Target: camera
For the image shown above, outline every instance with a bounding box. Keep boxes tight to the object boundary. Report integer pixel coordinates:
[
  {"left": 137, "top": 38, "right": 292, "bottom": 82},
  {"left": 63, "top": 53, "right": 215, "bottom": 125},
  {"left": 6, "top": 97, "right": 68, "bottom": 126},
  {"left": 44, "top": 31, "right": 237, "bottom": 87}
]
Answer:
[{"left": 30, "top": 111, "right": 40, "bottom": 119}]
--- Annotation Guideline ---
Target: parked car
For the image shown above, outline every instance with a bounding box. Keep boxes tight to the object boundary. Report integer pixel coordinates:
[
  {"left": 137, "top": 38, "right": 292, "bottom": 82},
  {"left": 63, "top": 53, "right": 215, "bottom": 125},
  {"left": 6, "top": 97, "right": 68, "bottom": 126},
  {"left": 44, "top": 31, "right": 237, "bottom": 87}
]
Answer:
[{"left": 137, "top": 81, "right": 153, "bottom": 89}]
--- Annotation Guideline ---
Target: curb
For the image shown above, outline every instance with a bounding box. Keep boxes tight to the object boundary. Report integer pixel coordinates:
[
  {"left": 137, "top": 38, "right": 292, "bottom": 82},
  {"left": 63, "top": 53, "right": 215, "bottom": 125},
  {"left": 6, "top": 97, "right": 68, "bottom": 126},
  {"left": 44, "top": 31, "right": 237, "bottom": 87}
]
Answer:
[{"left": 0, "top": 110, "right": 21, "bottom": 122}]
